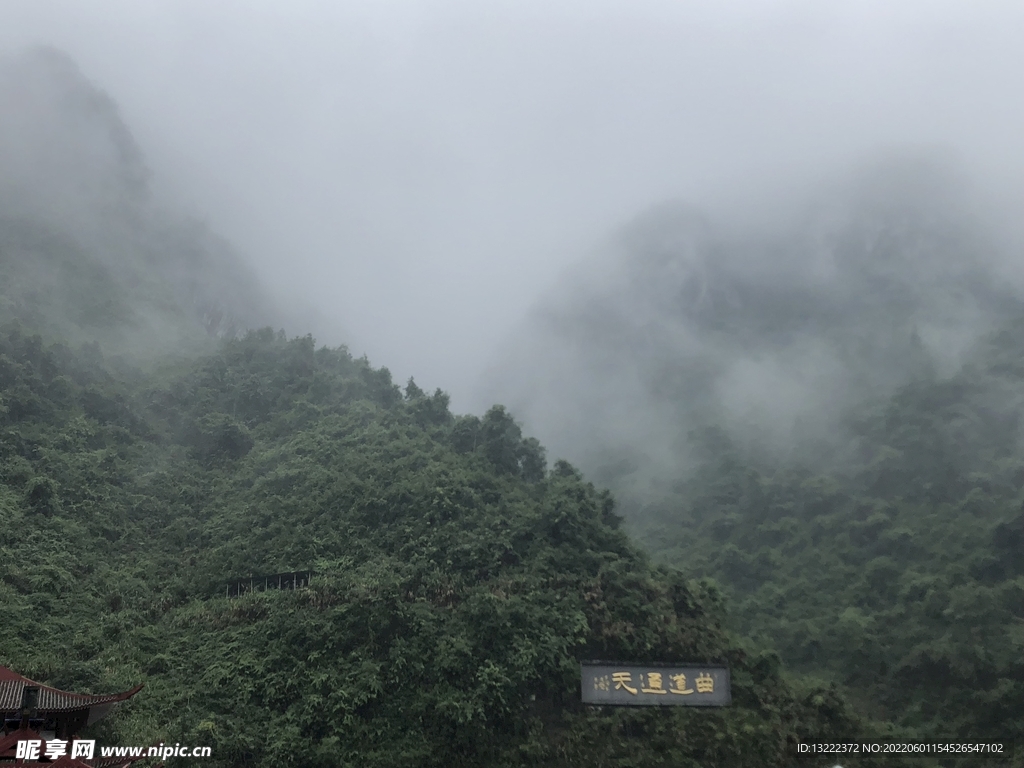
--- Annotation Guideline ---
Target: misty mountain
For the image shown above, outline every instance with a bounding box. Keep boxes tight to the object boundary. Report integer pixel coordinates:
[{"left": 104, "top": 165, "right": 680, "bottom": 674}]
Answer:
[
  {"left": 481, "top": 157, "right": 1024, "bottom": 748},
  {"left": 1, "top": 40, "right": 1019, "bottom": 765},
  {"left": 0, "top": 47, "right": 275, "bottom": 355},
  {"left": 633, "top": 316, "right": 1024, "bottom": 742},
  {"left": 0, "top": 48, "right": 904, "bottom": 767},
  {"left": 483, "top": 156, "right": 1023, "bottom": 489}
]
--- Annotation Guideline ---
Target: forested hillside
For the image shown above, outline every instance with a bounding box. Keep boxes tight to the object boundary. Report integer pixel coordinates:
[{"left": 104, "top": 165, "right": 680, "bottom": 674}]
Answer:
[
  {"left": 486, "top": 158, "right": 1024, "bottom": 761},
  {"left": 0, "top": 324, "right": 895, "bottom": 767},
  {"left": 635, "top": 321, "right": 1024, "bottom": 744},
  {"left": 1, "top": 44, "right": 1019, "bottom": 768}
]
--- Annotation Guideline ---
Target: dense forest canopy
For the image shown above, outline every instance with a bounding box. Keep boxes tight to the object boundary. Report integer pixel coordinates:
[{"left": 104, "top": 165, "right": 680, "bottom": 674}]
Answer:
[{"left": 0, "top": 325, "right": 894, "bottom": 767}]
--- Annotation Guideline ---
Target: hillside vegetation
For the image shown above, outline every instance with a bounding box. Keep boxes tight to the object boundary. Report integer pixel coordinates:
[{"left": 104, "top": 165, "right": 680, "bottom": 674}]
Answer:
[
  {"left": 2, "top": 46, "right": 1017, "bottom": 768},
  {"left": 0, "top": 324, "right": 895, "bottom": 767},
  {"left": 635, "top": 320, "right": 1024, "bottom": 744},
  {"left": 487, "top": 159, "right": 1024, "bottom": 761}
]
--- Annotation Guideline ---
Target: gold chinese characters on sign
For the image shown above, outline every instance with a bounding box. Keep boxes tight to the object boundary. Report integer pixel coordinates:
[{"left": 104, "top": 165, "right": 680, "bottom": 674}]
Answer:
[
  {"left": 595, "top": 671, "right": 713, "bottom": 695},
  {"left": 581, "top": 663, "right": 730, "bottom": 707}
]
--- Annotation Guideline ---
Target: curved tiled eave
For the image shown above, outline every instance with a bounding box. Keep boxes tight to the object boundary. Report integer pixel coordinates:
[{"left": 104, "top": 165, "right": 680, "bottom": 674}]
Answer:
[{"left": 0, "top": 667, "right": 142, "bottom": 714}]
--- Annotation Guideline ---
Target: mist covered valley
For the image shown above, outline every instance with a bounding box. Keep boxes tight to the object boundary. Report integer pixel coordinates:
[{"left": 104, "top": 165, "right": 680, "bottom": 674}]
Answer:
[
  {"left": 484, "top": 152, "right": 1024, "bottom": 490},
  {"left": 481, "top": 152, "right": 1024, "bottom": 742},
  {"left": 1, "top": 5, "right": 1023, "bottom": 766}
]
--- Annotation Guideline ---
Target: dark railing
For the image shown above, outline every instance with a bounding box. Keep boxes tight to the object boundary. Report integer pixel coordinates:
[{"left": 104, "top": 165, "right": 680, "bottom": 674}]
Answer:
[{"left": 225, "top": 570, "right": 314, "bottom": 598}]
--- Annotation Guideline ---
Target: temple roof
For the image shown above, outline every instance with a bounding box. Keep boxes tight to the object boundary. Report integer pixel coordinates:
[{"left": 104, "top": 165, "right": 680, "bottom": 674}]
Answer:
[{"left": 0, "top": 666, "right": 142, "bottom": 715}]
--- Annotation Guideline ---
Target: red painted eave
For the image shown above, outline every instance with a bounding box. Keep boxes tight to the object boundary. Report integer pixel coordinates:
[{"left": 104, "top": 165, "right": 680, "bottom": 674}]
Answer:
[{"left": 0, "top": 666, "right": 143, "bottom": 713}]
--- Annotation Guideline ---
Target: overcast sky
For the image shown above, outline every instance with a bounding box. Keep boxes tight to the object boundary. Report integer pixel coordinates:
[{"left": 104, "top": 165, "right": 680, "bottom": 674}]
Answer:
[{"left": 2, "top": 0, "right": 1022, "bottom": 409}]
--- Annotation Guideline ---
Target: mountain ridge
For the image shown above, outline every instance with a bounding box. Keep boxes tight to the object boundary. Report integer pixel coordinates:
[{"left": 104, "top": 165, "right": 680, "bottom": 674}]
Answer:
[{"left": 0, "top": 47, "right": 277, "bottom": 358}]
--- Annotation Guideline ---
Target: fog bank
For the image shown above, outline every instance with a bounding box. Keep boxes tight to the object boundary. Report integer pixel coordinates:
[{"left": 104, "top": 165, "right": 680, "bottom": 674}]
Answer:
[{"left": 2, "top": 1, "right": 1022, "bottom": 408}]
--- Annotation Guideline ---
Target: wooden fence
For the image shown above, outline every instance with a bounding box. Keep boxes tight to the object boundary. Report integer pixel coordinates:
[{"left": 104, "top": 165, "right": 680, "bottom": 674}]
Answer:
[{"left": 225, "top": 570, "right": 314, "bottom": 598}]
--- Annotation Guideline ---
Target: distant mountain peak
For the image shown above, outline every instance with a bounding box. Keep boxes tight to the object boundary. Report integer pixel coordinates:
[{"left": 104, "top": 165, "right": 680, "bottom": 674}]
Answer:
[
  {"left": 0, "top": 46, "right": 149, "bottom": 224},
  {"left": 481, "top": 154, "right": 1022, "bottom": 477},
  {"left": 0, "top": 48, "right": 276, "bottom": 356}
]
